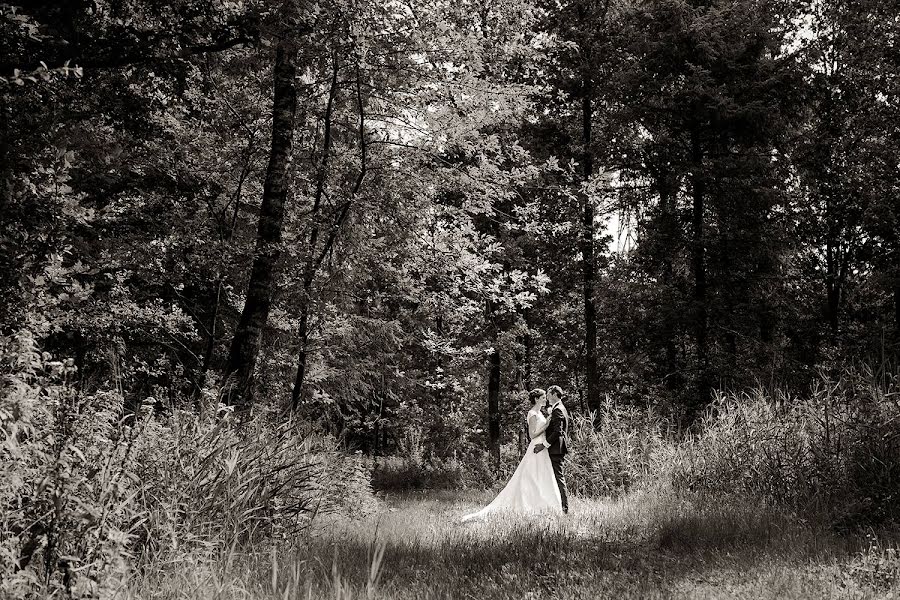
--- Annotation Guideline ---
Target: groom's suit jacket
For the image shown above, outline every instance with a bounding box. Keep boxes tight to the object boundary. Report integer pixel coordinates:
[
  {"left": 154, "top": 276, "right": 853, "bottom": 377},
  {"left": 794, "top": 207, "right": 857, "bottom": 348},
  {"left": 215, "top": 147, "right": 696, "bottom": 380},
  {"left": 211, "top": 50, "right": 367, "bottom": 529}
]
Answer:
[{"left": 545, "top": 403, "right": 570, "bottom": 457}]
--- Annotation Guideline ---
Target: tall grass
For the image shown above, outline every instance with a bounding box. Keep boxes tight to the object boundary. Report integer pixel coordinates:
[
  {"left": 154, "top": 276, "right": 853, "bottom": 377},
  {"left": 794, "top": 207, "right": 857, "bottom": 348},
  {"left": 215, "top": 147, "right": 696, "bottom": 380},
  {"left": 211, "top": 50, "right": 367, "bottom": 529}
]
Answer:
[
  {"left": 4, "top": 329, "right": 900, "bottom": 598},
  {"left": 0, "top": 331, "right": 376, "bottom": 598},
  {"left": 124, "top": 492, "right": 900, "bottom": 599},
  {"left": 373, "top": 368, "right": 900, "bottom": 535},
  {"left": 559, "top": 368, "right": 900, "bottom": 532},
  {"left": 566, "top": 397, "right": 671, "bottom": 497},
  {"left": 673, "top": 369, "right": 900, "bottom": 528}
]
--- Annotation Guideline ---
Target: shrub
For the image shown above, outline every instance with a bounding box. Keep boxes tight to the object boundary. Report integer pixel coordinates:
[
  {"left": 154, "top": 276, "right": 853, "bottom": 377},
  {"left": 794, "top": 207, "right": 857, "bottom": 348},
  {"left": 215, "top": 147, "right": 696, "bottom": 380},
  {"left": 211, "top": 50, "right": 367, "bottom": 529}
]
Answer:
[
  {"left": 0, "top": 330, "right": 377, "bottom": 598},
  {"left": 848, "top": 533, "right": 900, "bottom": 592},
  {"left": 566, "top": 398, "right": 671, "bottom": 498},
  {"left": 371, "top": 455, "right": 467, "bottom": 491},
  {"left": 672, "top": 369, "right": 900, "bottom": 528},
  {"left": 1, "top": 331, "right": 136, "bottom": 596},
  {"left": 370, "top": 426, "right": 499, "bottom": 492}
]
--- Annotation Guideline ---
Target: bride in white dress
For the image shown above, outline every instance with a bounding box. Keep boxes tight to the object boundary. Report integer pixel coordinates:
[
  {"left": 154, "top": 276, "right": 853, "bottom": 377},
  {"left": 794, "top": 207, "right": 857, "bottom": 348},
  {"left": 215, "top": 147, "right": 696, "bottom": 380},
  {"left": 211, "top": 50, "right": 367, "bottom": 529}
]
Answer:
[{"left": 461, "top": 388, "right": 563, "bottom": 522}]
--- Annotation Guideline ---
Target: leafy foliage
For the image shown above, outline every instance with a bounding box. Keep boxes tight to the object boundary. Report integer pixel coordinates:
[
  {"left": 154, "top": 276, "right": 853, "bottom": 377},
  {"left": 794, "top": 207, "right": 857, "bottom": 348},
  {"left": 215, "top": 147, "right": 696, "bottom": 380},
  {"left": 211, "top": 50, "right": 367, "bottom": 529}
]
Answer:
[
  {"left": 0, "top": 332, "right": 374, "bottom": 597},
  {"left": 2, "top": 0, "right": 900, "bottom": 592},
  {"left": 672, "top": 369, "right": 900, "bottom": 529}
]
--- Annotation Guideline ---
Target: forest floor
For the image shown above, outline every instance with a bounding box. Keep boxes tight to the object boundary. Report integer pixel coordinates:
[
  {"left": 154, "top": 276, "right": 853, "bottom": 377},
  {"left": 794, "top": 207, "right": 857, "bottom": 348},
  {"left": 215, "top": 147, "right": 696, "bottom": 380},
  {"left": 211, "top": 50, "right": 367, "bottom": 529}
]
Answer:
[{"left": 132, "top": 490, "right": 900, "bottom": 599}]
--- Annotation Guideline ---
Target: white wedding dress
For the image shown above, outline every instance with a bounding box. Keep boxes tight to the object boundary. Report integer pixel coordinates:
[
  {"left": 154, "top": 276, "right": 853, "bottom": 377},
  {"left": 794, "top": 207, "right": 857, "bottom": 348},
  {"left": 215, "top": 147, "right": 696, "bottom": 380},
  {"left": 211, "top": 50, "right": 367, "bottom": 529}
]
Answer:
[{"left": 461, "top": 407, "right": 563, "bottom": 522}]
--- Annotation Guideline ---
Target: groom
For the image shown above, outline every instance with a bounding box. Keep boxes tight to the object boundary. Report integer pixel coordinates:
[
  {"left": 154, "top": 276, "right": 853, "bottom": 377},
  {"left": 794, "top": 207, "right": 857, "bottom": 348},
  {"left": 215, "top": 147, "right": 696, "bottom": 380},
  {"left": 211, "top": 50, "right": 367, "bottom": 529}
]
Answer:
[{"left": 534, "top": 385, "right": 570, "bottom": 514}]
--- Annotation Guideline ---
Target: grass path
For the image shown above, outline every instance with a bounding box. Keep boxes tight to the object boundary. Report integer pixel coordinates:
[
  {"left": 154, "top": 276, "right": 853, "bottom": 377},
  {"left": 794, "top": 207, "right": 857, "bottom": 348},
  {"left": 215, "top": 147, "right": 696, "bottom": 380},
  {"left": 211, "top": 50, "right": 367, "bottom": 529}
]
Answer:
[{"left": 132, "top": 490, "right": 899, "bottom": 599}]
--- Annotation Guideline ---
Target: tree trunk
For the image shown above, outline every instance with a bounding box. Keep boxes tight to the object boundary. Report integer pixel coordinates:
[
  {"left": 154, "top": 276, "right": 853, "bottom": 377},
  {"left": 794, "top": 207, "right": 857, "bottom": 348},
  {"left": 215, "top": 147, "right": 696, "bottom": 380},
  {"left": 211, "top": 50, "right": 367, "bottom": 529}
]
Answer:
[
  {"left": 523, "top": 308, "right": 533, "bottom": 390},
  {"left": 721, "top": 237, "right": 738, "bottom": 378},
  {"left": 825, "top": 235, "right": 840, "bottom": 337},
  {"left": 224, "top": 19, "right": 298, "bottom": 410},
  {"left": 195, "top": 281, "right": 222, "bottom": 395},
  {"left": 894, "top": 277, "right": 900, "bottom": 351},
  {"left": 689, "top": 127, "right": 709, "bottom": 420},
  {"left": 580, "top": 50, "right": 600, "bottom": 417},
  {"left": 487, "top": 321, "right": 502, "bottom": 472},
  {"left": 514, "top": 330, "right": 527, "bottom": 457},
  {"left": 291, "top": 62, "right": 367, "bottom": 409},
  {"left": 485, "top": 298, "right": 503, "bottom": 471},
  {"left": 655, "top": 167, "right": 679, "bottom": 391},
  {"left": 289, "top": 60, "right": 337, "bottom": 410},
  {"left": 196, "top": 130, "right": 257, "bottom": 401},
  {"left": 291, "top": 299, "right": 310, "bottom": 411}
]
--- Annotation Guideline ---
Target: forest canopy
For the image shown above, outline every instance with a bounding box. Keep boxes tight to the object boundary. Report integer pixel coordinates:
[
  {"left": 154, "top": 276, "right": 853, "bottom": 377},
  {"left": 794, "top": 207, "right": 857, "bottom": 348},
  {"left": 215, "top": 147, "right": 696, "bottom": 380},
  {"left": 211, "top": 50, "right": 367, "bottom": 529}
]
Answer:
[
  {"left": 2, "top": 0, "right": 898, "bottom": 461},
  {"left": 3, "top": 1, "right": 900, "bottom": 596}
]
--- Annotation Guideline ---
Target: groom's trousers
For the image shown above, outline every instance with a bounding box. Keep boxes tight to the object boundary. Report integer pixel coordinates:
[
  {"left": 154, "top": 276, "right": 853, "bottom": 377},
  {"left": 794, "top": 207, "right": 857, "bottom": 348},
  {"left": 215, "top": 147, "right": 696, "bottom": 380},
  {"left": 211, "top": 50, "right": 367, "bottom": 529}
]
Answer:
[{"left": 550, "top": 455, "right": 569, "bottom": 513}]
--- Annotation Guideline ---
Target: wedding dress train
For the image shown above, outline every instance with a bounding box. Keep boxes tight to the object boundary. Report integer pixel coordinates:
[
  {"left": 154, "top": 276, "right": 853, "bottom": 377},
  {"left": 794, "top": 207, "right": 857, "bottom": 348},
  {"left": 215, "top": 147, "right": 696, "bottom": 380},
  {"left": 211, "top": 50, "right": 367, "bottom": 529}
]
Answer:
[{"left": 461, "top": 407, "right": 563, "bottom": 522}]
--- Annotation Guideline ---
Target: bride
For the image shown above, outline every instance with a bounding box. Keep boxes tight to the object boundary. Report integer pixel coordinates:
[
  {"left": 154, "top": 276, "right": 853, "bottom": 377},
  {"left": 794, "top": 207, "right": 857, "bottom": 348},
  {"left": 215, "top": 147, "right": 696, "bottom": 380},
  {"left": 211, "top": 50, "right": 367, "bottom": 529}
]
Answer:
[{"left": 461, "top": 388, "right": 563, "bottom": 522}]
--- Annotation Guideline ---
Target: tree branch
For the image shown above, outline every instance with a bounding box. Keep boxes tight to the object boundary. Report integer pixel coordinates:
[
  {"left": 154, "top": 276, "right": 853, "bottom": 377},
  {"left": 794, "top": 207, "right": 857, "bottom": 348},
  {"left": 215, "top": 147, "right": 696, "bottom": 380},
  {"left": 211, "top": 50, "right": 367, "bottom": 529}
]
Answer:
[{"left": 313, "top": 64, "right": 368, "bottom": 271}]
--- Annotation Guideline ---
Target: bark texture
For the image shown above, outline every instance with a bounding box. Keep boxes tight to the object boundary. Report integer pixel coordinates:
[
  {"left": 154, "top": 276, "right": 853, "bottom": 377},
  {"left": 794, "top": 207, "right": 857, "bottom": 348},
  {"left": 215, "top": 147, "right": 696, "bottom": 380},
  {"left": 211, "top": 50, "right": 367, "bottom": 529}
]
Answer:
[{"left": 225, "top": 13, "right": 299, "bottom": 409}]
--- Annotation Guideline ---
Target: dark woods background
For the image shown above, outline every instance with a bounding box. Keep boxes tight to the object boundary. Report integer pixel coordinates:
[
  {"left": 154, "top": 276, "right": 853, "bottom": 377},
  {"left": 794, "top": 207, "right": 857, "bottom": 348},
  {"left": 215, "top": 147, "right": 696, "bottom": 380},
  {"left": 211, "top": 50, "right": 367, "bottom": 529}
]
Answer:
[{"left": 2, "top": 0, "right": 899, "bottom": 467}]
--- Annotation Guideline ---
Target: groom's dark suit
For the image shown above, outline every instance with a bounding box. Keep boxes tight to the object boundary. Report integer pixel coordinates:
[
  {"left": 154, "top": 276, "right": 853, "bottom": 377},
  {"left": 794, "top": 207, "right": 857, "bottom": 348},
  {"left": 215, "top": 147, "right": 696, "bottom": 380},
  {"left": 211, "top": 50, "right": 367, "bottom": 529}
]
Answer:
[{"left": 545, "top": 403, "right": 570, "bottom": 513}]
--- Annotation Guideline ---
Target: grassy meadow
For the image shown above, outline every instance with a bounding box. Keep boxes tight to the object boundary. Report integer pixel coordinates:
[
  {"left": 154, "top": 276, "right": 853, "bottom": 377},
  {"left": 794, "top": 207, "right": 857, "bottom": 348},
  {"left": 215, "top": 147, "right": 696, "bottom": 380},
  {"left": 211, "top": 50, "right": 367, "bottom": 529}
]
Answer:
[
  {"left": 5, "top": 345, "right": 897, "bottom": 599},
  {"left": 127, "top": 489, "right": 900, "bottom": 600}
]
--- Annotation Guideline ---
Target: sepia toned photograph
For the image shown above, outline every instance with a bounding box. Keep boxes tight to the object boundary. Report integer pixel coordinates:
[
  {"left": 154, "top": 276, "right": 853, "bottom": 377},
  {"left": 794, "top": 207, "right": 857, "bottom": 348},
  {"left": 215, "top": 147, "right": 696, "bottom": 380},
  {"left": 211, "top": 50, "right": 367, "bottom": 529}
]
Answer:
[{"left": 1, "top": 0, "right": 898, "bottom": 598}]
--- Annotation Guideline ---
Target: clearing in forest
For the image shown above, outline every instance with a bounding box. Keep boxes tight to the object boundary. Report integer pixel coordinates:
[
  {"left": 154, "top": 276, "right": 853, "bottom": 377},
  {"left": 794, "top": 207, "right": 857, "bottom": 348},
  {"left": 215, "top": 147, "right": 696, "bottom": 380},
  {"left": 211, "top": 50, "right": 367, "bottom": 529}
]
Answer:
[{"left": 131, "top": 490, "right": 900, "bottom": 599}]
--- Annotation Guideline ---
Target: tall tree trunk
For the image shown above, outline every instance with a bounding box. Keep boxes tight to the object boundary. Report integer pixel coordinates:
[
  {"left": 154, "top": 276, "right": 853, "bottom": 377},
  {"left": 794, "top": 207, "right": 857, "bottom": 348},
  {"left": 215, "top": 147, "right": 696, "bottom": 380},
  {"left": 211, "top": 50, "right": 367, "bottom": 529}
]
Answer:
[
  {"left": 0, "top": 91, "right": 19, "bottom": 331},
  {"left": 654, "top": 166, "right": 679, "bottom": 391},
  {"left": 580, "top": 48, "right": 600, "bottom": 416},
  {"left": 196, "top": 130, "right": 257, "bottom": 401},
  {"left": 291, "top": 64, "right": 367, "bottom": 410},
  {"left": 523, "top": 308, "right": 533, "bottom": 390},
  {"left": 487, "top": 303, "right": 502, "bottom": 472},
  {"left": 224, "top": 16, "right": 298, "bottom": 409},
  {"left": 825, "top": 235, "right": 840, "bottom": 337},
  {"left": 689, "top": 127, "right": 709, "bottom": 420},
  {"left": 434, "top": 314, "right": 447, "bottom": 409},
  {"left": 894, "top": 278, "right": 900, "bottom": 351},
  {"left": 721, "top": 237, "right": 738, "bottom": 378},
  {"left": 195, "top": 282, "right": 222, "bottom": 396},
  {"left": 291, "top": 300, "right": 311, "bottom": 410},
  {"left": 291, "top": 61, "right": 339, "bottom": 411},
  {"left": 515, "top": 328, "right": 527, "bottom": 457}
]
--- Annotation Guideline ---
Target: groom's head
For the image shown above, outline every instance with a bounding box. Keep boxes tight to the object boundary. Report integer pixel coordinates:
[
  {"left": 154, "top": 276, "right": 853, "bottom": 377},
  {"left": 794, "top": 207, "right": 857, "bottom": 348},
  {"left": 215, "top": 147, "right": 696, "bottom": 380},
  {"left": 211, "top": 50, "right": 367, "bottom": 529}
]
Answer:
[{"left": 547, "top": 385, "right": 564, "bottom": 405}]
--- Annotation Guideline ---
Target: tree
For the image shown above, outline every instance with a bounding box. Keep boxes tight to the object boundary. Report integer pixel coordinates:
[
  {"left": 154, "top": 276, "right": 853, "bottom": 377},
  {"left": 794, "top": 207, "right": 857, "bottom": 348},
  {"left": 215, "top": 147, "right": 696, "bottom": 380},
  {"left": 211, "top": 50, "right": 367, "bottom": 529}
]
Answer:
[
  {"left": 795, "top": 0, "right": 900, "bottom": 357},
  {"left": 608, "top": 0, "right": 806, "bottom": 418},
  {"left": 224, "top": 1, "right": 302, "bottom": 409},
  {"left": 534, "top": 0, "right": 617, "bottom": 415}
]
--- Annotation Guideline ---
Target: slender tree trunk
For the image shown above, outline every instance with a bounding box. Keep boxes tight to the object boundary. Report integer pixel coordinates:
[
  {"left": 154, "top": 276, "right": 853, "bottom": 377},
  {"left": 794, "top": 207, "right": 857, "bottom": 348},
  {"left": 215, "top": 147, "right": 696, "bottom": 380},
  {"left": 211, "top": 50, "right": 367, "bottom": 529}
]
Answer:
[
  {"left": 436, "top": 314, "right": 447, "bottom": 398},
  {"left": 0, "top": 91, "right": 19, "bottom": 331},
  {"left": 291, "top": 300, "right": 310, "bottom": 410},
  {"left": 580, "top": 50, "right": 600, "bottom": 416},
  {"left": 894, "top": 278, "right": 900, "bottom": 350},
  {"left": 825, "top": 236, "right": 840, "bottom": 337},
  {"left": 224, "top": 16, "right": 298, "bottom": 409},
  {"left": 373, "top": 393, "right": 384, "bottom": 458},
  {"left": 690, "top": 127, "right": 709, "bottom": 419},
  {"left": 655, "top": 168, "right": 679, "bottom": 391},
  {"left": 196, "top": 130, "right": 257, "bottom": 398},
  {"left": 487, "top": 304, "right": 502, "bottom": 471},
  {"left": 291, "top": 61, "right": 339, "bottom": 411},
  {"left": 721, "top": 237, "right": 738, "bottom": 378},
  {"left": 197, "top": 283, "right": 222, "bottom": 382},
  {"left": 291, "top": 64, "right": 367, "bottom": 410},
  {"left": 523, "top": 308, "right": 533, "bottom": 390},
  {"left": 0, "top": 93, "right": 9, "bottom": 214},
  {"left": 514, "top": 331, "right": 527, "bottom": 457}
]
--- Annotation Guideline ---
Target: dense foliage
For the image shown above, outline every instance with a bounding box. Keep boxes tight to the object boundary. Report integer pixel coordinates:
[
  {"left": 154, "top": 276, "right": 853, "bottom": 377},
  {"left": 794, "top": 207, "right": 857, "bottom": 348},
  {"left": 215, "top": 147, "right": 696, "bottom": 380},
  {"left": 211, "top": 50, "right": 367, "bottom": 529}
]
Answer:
[
  {"left": 3, "top": 0, "right": 898, "bottom": 451},
  {"left": 2, "top": 0, "right": 899, "bottom": 594}
]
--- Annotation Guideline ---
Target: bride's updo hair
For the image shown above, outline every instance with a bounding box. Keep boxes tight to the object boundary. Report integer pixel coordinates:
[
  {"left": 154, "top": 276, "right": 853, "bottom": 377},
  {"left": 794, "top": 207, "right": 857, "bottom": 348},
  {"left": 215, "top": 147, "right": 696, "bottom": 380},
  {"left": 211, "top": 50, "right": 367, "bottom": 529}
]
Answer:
[{"left": 528, "top": 388, "right": 546, "bottom": 404}]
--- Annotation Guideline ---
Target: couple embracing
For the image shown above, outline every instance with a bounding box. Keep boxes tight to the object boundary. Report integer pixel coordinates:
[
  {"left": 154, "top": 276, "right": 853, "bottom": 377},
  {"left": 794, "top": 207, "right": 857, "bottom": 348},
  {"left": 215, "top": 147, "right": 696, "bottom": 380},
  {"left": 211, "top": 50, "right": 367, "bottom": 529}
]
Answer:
[{"left": 462, "top": 385, "right": 570, "bottom": 522}]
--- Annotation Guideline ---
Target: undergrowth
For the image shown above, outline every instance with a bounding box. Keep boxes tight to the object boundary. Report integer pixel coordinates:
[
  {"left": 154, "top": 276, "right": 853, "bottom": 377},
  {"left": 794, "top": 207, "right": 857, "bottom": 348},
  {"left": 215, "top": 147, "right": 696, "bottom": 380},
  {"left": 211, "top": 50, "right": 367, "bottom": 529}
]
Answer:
[
  {"left": 0, "top": 331, "right": 376, "bottom": 598},
  {"left": 4, "top": 329, "right": 900, "bottom": 598}
]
